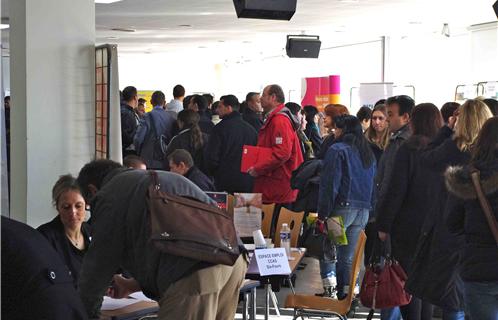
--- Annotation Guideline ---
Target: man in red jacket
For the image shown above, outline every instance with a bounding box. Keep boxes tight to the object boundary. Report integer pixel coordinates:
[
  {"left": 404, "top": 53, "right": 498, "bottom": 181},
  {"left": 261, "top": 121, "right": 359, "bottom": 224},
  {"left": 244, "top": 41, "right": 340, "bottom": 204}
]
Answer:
[{"left": 248, "top": 84, "right": 303, "bottom": 232}]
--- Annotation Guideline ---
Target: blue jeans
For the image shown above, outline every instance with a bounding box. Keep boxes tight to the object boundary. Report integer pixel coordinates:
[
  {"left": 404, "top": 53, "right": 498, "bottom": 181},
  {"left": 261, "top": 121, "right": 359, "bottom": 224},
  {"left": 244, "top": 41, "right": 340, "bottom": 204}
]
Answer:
[
  {"left": 463, "top": 281, "right": 498, "bottom": 320},
  {"left": 319, "top": 207, "right": 369, "bottom": 296},
  {"left": 381, "top": 307, "right": 401, "bottom": 320},
  {"left": 442, "top": 309, "right": 465, "bottom": 320}
]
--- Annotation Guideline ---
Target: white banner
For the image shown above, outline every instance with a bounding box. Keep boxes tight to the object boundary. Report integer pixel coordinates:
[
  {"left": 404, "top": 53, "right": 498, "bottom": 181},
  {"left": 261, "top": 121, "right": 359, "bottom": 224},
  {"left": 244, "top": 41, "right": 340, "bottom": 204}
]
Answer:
[{"left": 359, "top": 83, "right": 394, "bottom": 108}]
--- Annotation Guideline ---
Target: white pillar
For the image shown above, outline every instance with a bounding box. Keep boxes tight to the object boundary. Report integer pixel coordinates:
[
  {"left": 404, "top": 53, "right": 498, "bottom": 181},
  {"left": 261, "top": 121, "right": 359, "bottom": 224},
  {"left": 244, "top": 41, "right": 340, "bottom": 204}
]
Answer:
[{"left": 10, "top": 0, "right": 95, "bottom": 226}]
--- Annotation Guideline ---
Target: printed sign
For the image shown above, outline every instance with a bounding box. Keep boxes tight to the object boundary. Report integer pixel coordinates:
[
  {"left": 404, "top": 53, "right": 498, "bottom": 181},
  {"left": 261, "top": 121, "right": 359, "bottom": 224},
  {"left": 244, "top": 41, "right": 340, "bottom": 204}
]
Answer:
[{"left": 254, "top": 248, "right": 291, "bottom": 276}]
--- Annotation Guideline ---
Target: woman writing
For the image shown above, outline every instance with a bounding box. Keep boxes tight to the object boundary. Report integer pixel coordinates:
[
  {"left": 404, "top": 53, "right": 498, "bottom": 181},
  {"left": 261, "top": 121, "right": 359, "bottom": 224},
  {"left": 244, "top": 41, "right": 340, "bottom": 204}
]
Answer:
[{"left": 38, "top": 174, "right": 91, "bottom": 288}]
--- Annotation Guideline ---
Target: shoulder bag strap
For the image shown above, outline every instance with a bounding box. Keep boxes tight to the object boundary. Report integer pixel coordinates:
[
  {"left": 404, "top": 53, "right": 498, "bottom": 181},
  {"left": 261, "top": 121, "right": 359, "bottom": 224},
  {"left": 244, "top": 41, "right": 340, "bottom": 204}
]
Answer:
[{"left": 470, "top": 169, "right": 498, "bottom": 247}]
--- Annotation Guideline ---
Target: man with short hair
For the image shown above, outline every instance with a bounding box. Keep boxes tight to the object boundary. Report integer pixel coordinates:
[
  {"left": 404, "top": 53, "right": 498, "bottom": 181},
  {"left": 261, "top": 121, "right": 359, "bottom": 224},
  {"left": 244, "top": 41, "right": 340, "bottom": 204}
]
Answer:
[
  {"left": 248, "top": 84, "right": 304, "bottom": 204},
  {"left": 204, "top": 94, "right": 258, "bottom": 193},
  {"left": 76, "top": 159, "right": 247, "bottom": 320},
  {"left": 134, "top": 90, "right": 176, "bottom": 170},
  {"left": 188, "top": 94, "right": 214, "bottom": 135},
  {"left": 373, "top": 95, "right": 414, "bottom": 320},
  {"left": 121, "top": 86, "right": 140, "bottom": 157},
  {"left": 123, "top": 154, "right": 147, "bottom": 170},
  {"left": 242, "top": 92, "right": 263, "bottom": 132},
  {"left": 166, "top": 84, "right": 185, "bottom": 113},
  {"left": 168, "top": 149, "right": 215, "bottom": 192}
]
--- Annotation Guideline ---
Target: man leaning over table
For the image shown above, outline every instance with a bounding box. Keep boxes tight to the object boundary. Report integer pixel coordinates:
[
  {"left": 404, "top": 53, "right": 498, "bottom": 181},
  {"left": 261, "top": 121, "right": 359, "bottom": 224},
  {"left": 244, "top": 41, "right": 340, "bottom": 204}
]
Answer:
[{"left": 76, "top": 159, "right": 247, "bottom": 320}]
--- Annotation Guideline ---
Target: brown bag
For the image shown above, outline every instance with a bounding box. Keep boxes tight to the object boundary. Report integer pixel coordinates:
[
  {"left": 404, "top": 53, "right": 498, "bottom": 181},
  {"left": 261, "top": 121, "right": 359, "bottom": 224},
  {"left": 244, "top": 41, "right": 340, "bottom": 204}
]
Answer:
[
  {"left": 146, "top": 171, "right": 240, "bottom": 265},
  {"left": 470, "top": 168, "right": 498, "bottom": 247}
]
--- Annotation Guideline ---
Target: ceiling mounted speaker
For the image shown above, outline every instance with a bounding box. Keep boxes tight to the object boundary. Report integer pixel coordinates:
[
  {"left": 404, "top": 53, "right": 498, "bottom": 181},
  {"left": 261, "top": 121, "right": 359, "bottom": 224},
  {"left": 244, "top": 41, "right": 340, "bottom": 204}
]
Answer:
[
  {"left": 286, "top": 35, "right": 321, "bottom": 58},
  {"left": 494, "top": 0, "right": 498, "bottom": 18},
  {"left": 233, "top": 0, "right": 297, "bottom": 21}
]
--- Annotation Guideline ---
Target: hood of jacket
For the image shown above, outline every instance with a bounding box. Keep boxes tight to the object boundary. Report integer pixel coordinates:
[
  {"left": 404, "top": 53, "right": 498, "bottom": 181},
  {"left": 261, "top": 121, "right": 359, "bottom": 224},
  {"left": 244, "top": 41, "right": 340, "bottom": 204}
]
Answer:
[
  {"left": 277, "top": 106, "right": 301, "bottom": 131},
  {"left": 445, "top": 159, "right": 498, "bottom": 200}
]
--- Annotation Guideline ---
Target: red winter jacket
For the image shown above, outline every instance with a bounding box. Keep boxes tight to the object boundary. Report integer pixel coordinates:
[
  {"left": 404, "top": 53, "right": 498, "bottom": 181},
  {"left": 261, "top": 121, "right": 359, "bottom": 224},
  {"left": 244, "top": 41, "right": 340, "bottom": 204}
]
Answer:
[{"left": 253, "top": 104, "right": 304, "bottom": 204}]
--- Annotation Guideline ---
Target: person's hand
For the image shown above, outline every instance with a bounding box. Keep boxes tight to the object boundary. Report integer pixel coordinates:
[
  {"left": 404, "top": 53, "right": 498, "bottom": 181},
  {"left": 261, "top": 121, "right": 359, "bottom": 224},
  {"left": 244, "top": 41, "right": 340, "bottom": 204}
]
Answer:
[
  {"left": 378, "top": 231, "right": 389, "bottom": 242},
  {"left": 247, "top": 167, "right": 258, "bottom": 177},
  {"left": 107, "top": 274, "right": 140, "bottom": 299}
]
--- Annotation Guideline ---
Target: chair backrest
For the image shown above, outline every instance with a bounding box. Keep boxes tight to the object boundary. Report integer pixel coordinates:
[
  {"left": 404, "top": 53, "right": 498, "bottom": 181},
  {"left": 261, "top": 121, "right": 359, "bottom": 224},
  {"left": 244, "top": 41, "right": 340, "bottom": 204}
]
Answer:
[
  {"left": 227, "top": 194, "right": 235, "bottom": 217},
  {"left": 345, "top": 231, "right": 367, "bottom": 305},
  {"left": 274, "top": 207, "right": 304, "bottom": 248},
  {"left": 261, "top": 203, "right": 275, "bottom": 238}
]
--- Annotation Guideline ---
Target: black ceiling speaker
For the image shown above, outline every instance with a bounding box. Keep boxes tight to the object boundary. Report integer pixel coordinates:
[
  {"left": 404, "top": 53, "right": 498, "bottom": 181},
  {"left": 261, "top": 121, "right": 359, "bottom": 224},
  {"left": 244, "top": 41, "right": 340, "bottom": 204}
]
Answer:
[
  {"left": 494, "top": 0, "right": 498, "bottom": 18},
  {"left": 233, "top": 0, "right": 297, "bottom": 21},
  {"left": 286, "top": 35, "right": 321, "bottom": 58}
]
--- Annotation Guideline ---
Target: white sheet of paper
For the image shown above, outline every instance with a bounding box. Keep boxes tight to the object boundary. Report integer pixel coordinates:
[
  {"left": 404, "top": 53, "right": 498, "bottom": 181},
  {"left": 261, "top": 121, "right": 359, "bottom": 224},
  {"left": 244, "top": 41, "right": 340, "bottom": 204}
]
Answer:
[
  {"left": 129, "top": 291, "right": 154, "bottom": 302},
  {"left": 234, "top": 209, "right": 262, "bottom": 237},
  {"left": 254, "top": 248, "right": 291, "bottom": 276},
  {"left": 101, "top": 296, "right": 140, "bottom": 311}
]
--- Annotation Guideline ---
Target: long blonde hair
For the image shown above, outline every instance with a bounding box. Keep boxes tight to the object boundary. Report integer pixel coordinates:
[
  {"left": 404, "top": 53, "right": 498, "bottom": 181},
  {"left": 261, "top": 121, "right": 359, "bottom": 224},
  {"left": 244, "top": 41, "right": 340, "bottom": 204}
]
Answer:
[
  {"left": 454, "top": 99, "right": 493, "bottom": 152},
  {"left": 365, "top": 104, "right": 389, "bottom": 150}
]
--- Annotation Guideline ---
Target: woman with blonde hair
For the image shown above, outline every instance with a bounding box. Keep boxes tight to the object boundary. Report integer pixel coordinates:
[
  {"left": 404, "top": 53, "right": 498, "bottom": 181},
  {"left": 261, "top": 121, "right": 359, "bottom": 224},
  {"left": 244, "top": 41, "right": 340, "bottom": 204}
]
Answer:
[
  {"left": 364, "top": 104, "right": 389, "bottom": 161},
  {"left": 407, "top": 99, "right": 493, "bottom": 320},
  {"left": 316, "top": 104, "right": 349, "bottom": 159}
]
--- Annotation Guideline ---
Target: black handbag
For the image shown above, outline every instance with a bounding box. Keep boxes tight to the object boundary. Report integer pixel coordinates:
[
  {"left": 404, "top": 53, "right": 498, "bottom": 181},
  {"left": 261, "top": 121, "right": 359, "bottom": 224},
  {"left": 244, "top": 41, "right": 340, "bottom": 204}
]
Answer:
[{"left": 301, "top": 221, "right": 337, "bottom": 262}]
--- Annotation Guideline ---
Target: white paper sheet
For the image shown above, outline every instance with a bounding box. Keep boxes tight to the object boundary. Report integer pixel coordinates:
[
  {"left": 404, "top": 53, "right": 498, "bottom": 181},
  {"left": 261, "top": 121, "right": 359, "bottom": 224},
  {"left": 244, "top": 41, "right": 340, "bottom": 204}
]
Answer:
[{"left": 101, "top": 296, "right": 140, "bottom": 311}]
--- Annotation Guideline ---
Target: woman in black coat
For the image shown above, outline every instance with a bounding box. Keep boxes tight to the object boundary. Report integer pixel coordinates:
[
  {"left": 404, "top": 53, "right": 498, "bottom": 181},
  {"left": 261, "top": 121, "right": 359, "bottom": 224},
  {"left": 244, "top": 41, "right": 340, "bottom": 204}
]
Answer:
[
  {"left": 303, "top": 105, "right": 323, "bottom": 156},
  {"left": 407, "top": 99, "right": 493, "bottom": 319},
  {"left": 445, "top": 117, "right": 498, "bottom": 320},
  {"left": 376, "top": 104, "right": 442, "bottom": 319},
  {"left": 37, "top": 174, "right": 92, "bottom": 289}
]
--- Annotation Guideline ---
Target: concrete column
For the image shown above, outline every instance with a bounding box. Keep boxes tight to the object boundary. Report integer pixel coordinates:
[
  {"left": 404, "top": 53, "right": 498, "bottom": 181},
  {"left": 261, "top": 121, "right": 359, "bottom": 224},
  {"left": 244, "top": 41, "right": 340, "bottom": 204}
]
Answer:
[{"left": 10, "top": 0, "right": 95, "bottom": 226}]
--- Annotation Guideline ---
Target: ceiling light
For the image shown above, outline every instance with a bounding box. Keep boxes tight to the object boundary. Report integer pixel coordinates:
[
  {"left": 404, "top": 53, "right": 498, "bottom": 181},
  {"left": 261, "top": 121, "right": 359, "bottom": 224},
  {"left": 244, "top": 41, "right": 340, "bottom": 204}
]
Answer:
[
  {"left": 106, "top": 36, "right": 119, "bottom": 40},
  {"left": 95, "top": 0, "right": 123, "bottom": 4},
  {"left": 338, "top": 0, "right": 359, "bottom": 3},
  {"left": 0, "top": 24, "right": 9, "bottom": 29},
  {"left": 111, "top": 27, "right": 136, "bottom": 32},
  {"left": 178, "top": 24, "right": 192, "bottom": 28}
]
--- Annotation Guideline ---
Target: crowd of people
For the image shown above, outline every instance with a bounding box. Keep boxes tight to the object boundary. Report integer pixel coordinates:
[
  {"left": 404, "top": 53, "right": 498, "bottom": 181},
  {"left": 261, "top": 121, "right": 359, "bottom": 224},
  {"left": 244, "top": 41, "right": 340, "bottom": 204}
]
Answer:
[{"left": 2, "top": 81, "right": 498, "bottom": 320}]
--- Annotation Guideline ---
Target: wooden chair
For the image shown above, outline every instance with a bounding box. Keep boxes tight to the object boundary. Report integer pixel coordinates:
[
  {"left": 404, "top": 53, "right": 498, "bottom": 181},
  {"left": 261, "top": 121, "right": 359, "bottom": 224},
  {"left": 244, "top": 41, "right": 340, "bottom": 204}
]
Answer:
[
  {"left": 273, "top": 208, "right": 304, "bottom": 248},
  {"left": 261, "top": 203, "right": 275, "bottom": 238},
  {"left": 226, "top": 194, "right": 235, "bottom": 217},
  {"left": 285, "top": 231, "right": 367, "bottom": 320}
]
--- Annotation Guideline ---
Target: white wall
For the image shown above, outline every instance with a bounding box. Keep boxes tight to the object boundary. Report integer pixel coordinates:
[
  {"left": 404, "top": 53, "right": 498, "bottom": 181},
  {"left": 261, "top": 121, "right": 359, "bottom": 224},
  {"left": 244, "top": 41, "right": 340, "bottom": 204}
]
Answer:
[{"left": 10, "top": 0, "right": 95, "bottom": 227}]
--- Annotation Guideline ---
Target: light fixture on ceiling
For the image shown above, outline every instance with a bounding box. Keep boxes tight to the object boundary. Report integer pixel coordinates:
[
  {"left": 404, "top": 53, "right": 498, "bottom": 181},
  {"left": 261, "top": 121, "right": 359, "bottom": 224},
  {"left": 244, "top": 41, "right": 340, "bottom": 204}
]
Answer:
[
  {"left": 111, "top": 27, "right": 136, "bottom": 32},
  {"left": 106, "top": 36, "right": 119, "bottom": 40},
  {"left": 0, "top": 24, "right": 9, "bottom": 29},
  {"left": 178, "top": 24, "right": 192, "bottom": 28},
  {"left": 441, "top": 23, "right": 450, "bottom": 37},
  {"left": 95, "top": 0, "right": 123, "bottom": 4}
]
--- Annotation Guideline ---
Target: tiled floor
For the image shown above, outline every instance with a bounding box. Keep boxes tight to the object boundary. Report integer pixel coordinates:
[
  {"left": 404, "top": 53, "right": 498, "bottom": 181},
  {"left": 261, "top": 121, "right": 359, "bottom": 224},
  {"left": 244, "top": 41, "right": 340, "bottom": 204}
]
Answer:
[{"left": 235, "top": 257, "right": 381, "bottom": 319}]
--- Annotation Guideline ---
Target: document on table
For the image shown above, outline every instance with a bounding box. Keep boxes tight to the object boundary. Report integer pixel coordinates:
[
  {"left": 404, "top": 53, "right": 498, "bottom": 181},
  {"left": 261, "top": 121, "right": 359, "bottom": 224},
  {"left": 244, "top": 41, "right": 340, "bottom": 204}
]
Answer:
[
  {"left": 101, "top": 292, "right": 154, "bottom": 310},
  {"left": 233, "top": 193, "right": 262, "bottom": 237}
]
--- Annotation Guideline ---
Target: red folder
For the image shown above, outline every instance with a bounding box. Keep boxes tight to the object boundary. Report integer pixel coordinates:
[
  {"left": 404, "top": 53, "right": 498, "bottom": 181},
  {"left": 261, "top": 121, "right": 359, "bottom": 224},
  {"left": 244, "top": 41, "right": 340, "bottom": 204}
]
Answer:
[{"left": 241, "top": 145, "right": 273, "bottom": 173}]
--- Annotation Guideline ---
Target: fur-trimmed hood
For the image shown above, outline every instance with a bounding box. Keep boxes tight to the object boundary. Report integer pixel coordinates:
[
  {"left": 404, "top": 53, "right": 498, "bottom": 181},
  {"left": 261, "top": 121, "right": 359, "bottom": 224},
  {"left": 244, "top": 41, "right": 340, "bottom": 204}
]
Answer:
[{"left": 445, "top": 160, "right": 498, "bottom": 200}]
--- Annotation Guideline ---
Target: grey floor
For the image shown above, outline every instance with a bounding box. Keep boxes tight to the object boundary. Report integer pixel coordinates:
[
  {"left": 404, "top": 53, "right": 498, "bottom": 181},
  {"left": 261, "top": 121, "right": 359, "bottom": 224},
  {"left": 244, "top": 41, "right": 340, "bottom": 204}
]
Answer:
[{"left": 235, "top": 256, "right": 381, "bottom": 319}]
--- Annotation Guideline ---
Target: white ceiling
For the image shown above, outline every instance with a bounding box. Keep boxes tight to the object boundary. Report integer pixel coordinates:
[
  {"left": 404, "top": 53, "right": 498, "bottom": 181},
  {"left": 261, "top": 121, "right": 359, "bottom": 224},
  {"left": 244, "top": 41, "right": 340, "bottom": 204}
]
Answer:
[{"left": 1, "top": 0, "right": 497, "bottom": 60}]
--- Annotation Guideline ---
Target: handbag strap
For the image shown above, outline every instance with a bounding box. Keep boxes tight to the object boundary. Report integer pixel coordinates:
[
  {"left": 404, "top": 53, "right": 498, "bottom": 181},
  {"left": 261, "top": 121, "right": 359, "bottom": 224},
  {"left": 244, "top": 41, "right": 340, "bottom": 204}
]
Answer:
[
  {"left": 470, "top": 168, "right": 498, "bottom": 247},
  {"left": 149, "top": 170, "right": 160, "bottom": 190}
]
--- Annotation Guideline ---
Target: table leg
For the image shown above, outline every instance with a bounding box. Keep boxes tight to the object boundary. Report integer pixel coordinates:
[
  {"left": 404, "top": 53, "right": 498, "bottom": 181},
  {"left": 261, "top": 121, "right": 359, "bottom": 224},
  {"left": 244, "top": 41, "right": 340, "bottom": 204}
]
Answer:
[
  {"left": 243, "top": 292, "right": 248, "bottom": 320},
  {"left": 265, "top": 283, "right": 270, "bottom": 320},
  {"left": 250, "top": 287, "right": 256, "bottom": 320}
]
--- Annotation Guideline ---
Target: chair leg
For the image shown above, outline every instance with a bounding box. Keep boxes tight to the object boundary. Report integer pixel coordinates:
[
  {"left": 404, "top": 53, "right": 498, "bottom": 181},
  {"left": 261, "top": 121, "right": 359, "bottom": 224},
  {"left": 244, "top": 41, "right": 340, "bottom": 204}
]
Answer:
[
  {"left": 242, "top": 292, "right": 248, "bottom": 320},
  {"left": 249, "top": 288, "right": 256, "bottom": 320},
  {"left": 270, "top": 289, "right": 280, "bottom": 316}
]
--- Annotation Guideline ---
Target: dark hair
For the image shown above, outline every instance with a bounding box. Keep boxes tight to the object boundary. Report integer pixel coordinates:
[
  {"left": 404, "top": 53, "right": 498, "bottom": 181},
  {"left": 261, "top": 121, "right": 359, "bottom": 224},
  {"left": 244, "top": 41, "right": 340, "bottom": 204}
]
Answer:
[
  {"left": 267, "top": 85, "right": 285, "bottom": 104},
  {"left": 173, "top": 85, "right": 185, "bottom": 98},
  {"left": 138, "top": 98, "right": 146, "bottom": 105},
  {"left": 52, "top": 174, "right": 81, "bottom": 207},
  {"left": 202, "top": 93, "right": 214, "bottom": 106},
  {"left": 183, "top": 95, "right": 192, "bottom": 110},
  {"left": 285, "top": 102, "right": 301, "bottom": 116},
  {"left": 151, "top": 90, "right": 166, "bottom": 107},
  {"left": 356, "top": 106, "right": 372, "bottom": 122},
  {"left": 220, "top": 95, "right": 240, "bottom": 112},
  {"left": 334, "top": 115, "right": 375, "bottom": 168},
  {"left": 410, "top": 103, "right": 443, "bottom": 139},
  {"left": 122, "top": 86, "right": 137, "bottom": 102},
  {"left": 190, "top": 94, "right": 208, "bottom": 112},
  {"left": 76, "top": 159, "right": 123, "bottom": 202},
  {"left": 483, "top": 98, "right": 498, "bottom": 116},
  {"left": 246, "top": 92, "right": 259, "bottom": 102},
  {"left": 374, "top": 99, "right": 386, "bottom": 107},
  {"left": 471, "top": 117, "right": 498, "bottom": 164},
  {"left": 123, "top": 155, "right": 146, "bottom": 169},
  {"left": 167, "top": 149, "right": 194, "bottom": 168},
  {"left": 177, "top": 110, "right": 204, "bottom": 150},
  {"left": 440, "top": 102, "right": 460, "bottom": 123},
  {"left": 303, "top": 105, "right": 319, "bottom": 124},
  {"left": 4, "top": 96, "right": 10, "bottom": 102},
  {"left": 386, "top": 95, "right": 415, "bottom": 117}
]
